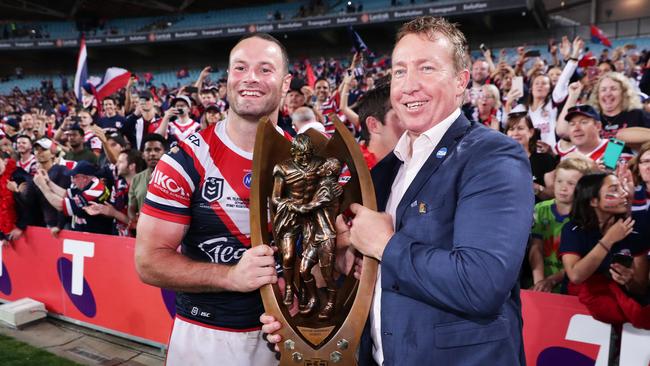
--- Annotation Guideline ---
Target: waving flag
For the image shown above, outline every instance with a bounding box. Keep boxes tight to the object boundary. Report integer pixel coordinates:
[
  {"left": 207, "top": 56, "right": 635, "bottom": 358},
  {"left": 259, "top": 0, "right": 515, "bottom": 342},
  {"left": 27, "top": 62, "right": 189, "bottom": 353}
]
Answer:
[
  {"left": 304, "top": 60, "right": 316, "bottom": 88},
  {"left": 93, "top": 67, "right": 131, "bottom": 102},
  {"left": 73, "top": 37, "right": 88, "bottom": 102},
  {"left": 590, "top": 25, "right": 612, "bottom": 48},
  {"left": 348, "top": 26, "right": 369, "bottom": 53}
]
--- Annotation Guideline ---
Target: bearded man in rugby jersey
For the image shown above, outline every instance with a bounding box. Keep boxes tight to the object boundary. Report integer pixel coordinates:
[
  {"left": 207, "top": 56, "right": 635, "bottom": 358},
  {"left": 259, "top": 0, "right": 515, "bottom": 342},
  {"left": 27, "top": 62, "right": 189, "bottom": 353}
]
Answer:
[{"left": 135, "top": 33, "right": 293, "bottom": 365}]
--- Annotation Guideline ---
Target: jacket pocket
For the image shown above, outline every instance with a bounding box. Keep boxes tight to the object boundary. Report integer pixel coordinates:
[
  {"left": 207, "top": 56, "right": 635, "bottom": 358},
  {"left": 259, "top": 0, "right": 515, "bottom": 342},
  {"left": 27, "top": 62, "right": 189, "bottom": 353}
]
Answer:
[{"left": 434, "top": 317, "right": 509, "bottom": 348}]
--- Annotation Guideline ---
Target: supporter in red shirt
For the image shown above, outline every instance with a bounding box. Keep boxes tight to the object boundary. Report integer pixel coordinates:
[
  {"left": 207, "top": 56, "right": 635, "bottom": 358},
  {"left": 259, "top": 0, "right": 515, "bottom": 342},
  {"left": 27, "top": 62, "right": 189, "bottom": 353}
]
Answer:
[
  {"left": 560, "top": 105, "right": 608, "bottom": 162},
  {"left": 0, "top": 153, "right": 21, "bottom": 244}
]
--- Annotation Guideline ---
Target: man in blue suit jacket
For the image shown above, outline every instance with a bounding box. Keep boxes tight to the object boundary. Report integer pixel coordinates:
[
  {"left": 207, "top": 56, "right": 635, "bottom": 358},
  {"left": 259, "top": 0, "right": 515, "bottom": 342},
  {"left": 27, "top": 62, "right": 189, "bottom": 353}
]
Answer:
[
  {"left": 346, "top": 16, "right": 533, "bottom": 365},
  {"left": 262, "top": 16, "right": 533, "bottom": 365}
]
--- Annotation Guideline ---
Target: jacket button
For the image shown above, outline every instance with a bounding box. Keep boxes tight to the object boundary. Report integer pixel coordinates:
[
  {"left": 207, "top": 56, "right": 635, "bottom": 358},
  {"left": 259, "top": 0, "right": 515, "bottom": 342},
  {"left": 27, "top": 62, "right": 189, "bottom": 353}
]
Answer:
[{"left": 383, "top": 331, "right": 392, "bottom": 336}]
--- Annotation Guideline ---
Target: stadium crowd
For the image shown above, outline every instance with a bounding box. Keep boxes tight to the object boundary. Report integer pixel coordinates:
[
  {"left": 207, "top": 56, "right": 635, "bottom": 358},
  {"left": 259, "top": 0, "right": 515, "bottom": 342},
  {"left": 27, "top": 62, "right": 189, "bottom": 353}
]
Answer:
[{"left": 1, "top": 29, "right": 650, "bottom": 340}]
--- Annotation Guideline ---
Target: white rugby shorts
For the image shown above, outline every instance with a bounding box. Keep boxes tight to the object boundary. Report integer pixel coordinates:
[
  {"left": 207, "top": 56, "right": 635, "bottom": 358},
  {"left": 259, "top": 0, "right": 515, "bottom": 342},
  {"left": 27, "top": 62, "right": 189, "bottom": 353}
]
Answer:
[{"left": 166, "top": 316, "right": 278, "bottom": 366}]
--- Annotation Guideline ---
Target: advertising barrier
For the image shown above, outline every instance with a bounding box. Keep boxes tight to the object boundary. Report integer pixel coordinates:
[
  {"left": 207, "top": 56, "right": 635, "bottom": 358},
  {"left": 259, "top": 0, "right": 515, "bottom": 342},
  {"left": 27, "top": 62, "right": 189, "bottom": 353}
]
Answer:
[
  {"left": 0, "top": 227, "right": 174, "bottom": 346},
  {"left": 0, "top": 0, "right": 528, "bottom": 51},
  {"left": 1, "top": 227, "right": 649, "bottom": 364}
]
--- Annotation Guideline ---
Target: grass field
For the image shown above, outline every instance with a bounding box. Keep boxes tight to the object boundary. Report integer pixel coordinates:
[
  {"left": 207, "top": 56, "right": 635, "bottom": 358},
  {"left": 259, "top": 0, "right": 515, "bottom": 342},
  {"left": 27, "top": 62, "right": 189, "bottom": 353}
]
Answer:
[{"left": 0, "top": 334, "right": 80, "bottom": 366}]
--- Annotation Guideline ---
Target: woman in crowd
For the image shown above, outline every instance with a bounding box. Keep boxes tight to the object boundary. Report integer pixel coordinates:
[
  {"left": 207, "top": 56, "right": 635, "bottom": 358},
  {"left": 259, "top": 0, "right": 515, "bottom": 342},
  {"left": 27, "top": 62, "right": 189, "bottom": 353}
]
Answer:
[
  {"left": 506, "top": 113, "right": 557, "bottom": 201},
  {"left": 469, "top": 84, "right": 504, "bottom": 131},
  {"left": 559, "top": 172, "right": 649, "bottom": 329},
  {"left": 588, "top": 72, "right": 650, "bottom": 146},
  {"left": 630, "top": 141, "right": 650, "bottom": 214}
]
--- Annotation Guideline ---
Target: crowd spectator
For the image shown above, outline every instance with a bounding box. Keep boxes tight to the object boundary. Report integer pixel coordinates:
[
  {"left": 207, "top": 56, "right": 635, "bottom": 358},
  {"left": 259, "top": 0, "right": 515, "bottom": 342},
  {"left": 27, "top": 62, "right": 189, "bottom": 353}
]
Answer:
[
  {"left": 559, "top": 172, "right": 649, "bottom": 329},
  {"left": 33, "top": 160, "right": 113, "bottom": 235},
  {"left": 28, "top": 138, "right": 70, "bottom": 237},
  {"left": 63, "top": 124, "right": 98, "bottom": 164},
  {"left": 530, "top": 157, "right": 593, "bottom": 293},
  {"left": 0, "top": 153, "right": 22, "bottom": 244},
  {"left": 505, "top": 113, "right": 556, "bottom": 201},
  {"left": 559, "top": 105, "right": 608, "bottom": 161},
  {"left": 85, "top": 149, "right": 145, "bottom": 236},
  {"left": 291, "top": 106, "right": 324, "bottom": 134},
  {"left": 15, "top": 134, "right": 37, "bottom": 175},
  {"left": 128, "top": 133, "right": 166, "bottom": 229},
  {"left": 152, "top": 95, "right": 200, "bottom": 145},
  {"left": 98, "top": 97, "right": 127, "bottom": 133},
  {"left": 123, "top": 91, "right": 159, "bottom": 151}
]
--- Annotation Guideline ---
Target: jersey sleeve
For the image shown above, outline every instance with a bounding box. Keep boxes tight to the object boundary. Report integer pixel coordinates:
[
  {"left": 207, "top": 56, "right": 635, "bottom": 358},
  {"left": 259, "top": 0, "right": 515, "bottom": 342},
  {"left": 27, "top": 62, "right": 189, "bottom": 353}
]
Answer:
[
  {"left": 531, "top": 202, "right": 544, "bottom": 239},
  {"left": 141, "top": 146, "right": 199, "bottom": 225}
]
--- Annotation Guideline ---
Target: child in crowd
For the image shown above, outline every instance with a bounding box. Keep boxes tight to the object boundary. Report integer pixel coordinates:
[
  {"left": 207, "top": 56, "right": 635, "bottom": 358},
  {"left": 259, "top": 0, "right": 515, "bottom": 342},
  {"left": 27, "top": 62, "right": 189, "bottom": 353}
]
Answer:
[{"left": 530, "top": 157, "right": 593, "bottom": 293}]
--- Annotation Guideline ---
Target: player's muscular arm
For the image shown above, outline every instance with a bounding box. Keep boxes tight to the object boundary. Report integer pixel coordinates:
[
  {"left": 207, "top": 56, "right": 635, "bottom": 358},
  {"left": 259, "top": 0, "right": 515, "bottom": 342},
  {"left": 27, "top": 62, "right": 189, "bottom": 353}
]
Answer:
[{"left": 135, "top": 214, "right": 277, "bottom": 293}]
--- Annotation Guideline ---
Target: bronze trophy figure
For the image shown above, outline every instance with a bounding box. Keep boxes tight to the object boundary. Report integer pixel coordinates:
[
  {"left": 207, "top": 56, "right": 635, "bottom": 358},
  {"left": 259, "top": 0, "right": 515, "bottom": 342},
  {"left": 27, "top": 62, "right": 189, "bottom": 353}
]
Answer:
[{"left": 250, "top": 116, "right": 378, "bottom": 365}]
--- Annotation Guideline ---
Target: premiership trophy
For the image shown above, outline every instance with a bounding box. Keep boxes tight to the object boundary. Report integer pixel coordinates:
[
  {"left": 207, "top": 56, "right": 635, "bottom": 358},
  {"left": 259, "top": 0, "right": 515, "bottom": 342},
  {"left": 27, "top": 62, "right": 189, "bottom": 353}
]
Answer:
[{"left": 250, "top": 116, "right": 378, "bottom": 365}]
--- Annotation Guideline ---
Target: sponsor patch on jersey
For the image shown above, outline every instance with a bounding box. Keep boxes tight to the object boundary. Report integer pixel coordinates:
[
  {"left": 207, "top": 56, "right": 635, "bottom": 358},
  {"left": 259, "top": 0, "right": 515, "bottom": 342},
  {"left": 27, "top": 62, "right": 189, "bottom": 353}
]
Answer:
[
  {"left": 202, "top": 177, "right": 224, "bottom": 202},
  {"left": 243, "top": 172, "right": 252, "bottom": 189}
]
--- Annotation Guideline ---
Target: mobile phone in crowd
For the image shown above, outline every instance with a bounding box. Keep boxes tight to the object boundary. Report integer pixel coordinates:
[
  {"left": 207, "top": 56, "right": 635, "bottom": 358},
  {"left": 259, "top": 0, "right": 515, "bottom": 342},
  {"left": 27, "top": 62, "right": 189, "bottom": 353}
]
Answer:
[
  {"left": 524, "top": 50, "right": 541, "bottom": 58},
  {"left": 185, "top": 86, "right": 198, "bottom": 94},
  {"left": 511, "top": 76, "right": 524, "bottom": 97},
  {"left": 611, "top": 252, "right": 633, "bottom": 268},
  {"left": 479, "top": 43, "right": 488, "bottom": 53},
  {"left": 603, "top": 138, "right": 625, "bottom": 170}
]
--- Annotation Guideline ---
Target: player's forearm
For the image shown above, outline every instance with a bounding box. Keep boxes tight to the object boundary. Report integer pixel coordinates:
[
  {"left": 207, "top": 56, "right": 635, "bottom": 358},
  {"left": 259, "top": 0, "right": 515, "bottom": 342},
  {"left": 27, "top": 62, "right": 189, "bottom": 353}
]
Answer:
[{"left": 135, "top": 243, "right": 235, "bottom": 293}]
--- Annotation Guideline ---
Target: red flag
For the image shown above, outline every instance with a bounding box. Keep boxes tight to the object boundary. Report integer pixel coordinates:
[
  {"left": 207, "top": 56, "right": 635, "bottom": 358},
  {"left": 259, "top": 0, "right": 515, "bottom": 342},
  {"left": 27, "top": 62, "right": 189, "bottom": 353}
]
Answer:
[
  {"left": 305, "top": 60, "right": 316, "bottom": 88},
  {"left": 590, "top": 25, "right": 612, "bottom": 48}
]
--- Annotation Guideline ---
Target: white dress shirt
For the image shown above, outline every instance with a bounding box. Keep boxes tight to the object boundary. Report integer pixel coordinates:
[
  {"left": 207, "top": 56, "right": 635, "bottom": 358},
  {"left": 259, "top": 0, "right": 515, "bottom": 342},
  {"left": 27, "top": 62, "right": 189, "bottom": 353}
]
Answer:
[{"left": 370, "top": 108, "right": 461, "bottom": 365}]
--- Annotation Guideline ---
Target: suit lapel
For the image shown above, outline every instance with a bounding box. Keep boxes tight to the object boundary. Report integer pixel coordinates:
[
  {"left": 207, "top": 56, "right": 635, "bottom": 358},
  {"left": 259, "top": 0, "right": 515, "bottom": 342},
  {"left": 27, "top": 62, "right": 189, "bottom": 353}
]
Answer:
[
  {"left": 371, "top": 152, "right": 402, "bottom": 211},
  {"left": 395, "top": 115, "right": 472, "bottom": 229}
]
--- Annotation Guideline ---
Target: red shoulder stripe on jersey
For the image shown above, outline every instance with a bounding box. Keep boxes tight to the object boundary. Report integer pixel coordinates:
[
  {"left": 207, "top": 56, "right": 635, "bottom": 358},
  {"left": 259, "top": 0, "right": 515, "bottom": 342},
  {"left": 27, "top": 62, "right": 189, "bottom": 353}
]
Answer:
[
  {"left": 205, "top": 129, "right": 251, "bottom": 207},
  {"left": 141, "top": 205, "right": 191, "bottom": 225}
]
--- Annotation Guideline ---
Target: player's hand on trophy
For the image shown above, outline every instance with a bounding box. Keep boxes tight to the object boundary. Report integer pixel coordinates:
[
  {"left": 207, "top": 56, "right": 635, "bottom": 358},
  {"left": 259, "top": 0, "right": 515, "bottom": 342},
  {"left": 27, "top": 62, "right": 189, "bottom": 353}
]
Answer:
[
  {"left": 260, "top": 313, "right": 282, "bottom": 352},
  {"left": 226, "top": 244, "right": 278, "bottom": 292}
]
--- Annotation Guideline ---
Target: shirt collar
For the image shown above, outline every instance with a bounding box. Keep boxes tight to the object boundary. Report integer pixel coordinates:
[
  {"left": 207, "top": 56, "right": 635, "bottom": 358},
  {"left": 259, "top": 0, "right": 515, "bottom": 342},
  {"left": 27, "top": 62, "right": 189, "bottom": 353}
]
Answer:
[{"left": 393, "top": 108, "right": 461, "bottom": 163}]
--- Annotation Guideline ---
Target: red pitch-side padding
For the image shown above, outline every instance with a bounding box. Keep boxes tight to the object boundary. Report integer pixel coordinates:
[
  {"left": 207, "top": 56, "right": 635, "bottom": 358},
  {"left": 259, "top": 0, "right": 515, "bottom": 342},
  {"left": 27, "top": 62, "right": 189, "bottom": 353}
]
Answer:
[
  {"left": 0, "top": 226, "right": 647, "bottom": 361},
  {"left": 0, "top": 227, "right": 173, "bottom": 345}
]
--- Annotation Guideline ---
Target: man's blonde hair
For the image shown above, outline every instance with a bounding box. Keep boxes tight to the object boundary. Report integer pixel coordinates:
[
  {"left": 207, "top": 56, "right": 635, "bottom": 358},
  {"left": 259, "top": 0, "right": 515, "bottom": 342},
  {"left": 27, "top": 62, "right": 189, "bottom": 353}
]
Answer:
[{"left": 396, "top": 16, "right": 468, "bottom": 73}]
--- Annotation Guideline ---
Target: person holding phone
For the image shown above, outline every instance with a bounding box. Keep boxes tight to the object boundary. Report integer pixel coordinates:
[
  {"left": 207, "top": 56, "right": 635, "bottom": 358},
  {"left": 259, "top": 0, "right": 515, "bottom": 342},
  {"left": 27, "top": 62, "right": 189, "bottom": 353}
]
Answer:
[
  {"left": 559, "top": 172, "right": 649, "bottom": 329},
  {"left": 151, "top": 95, "right": 200, "bottom": 145}
]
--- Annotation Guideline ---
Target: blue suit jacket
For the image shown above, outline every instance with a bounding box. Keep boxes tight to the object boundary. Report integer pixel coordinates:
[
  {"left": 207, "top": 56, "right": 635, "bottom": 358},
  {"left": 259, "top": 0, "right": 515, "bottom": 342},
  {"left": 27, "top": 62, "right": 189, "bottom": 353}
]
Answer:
[{"left": 358, "top": 114, "right": 533, "bottom": 365}]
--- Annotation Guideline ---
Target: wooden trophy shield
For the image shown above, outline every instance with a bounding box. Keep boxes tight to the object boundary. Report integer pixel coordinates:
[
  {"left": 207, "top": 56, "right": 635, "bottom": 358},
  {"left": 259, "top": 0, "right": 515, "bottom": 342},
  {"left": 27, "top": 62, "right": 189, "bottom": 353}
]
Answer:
[{"left": 250, "top": 116, "right": 378, "bottom": 365}]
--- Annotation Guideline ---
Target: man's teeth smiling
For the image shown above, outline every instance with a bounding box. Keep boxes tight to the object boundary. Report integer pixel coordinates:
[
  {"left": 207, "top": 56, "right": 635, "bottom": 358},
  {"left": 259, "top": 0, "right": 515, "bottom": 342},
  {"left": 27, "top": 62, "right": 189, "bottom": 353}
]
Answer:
[
  {"left": 405, "top": 101, "right": 426, "bottom": 109},
  {"left": 241, "top": 91, "right": 262, "bottom": 97}
]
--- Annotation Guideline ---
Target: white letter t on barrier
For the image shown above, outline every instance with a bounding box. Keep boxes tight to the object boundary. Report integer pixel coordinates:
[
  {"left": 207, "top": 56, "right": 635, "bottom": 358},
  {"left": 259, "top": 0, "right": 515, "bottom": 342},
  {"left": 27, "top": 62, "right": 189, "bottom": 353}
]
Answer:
[{"left": 63, "top": 239, "right": 95, "bottom": 296}]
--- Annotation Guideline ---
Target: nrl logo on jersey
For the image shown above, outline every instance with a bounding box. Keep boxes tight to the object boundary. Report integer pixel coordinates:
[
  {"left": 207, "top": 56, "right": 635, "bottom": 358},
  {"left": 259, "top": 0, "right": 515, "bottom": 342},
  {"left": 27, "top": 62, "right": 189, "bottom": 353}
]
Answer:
[{"left": 202, "top": 177, "right": 224, "bottom": 202}]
